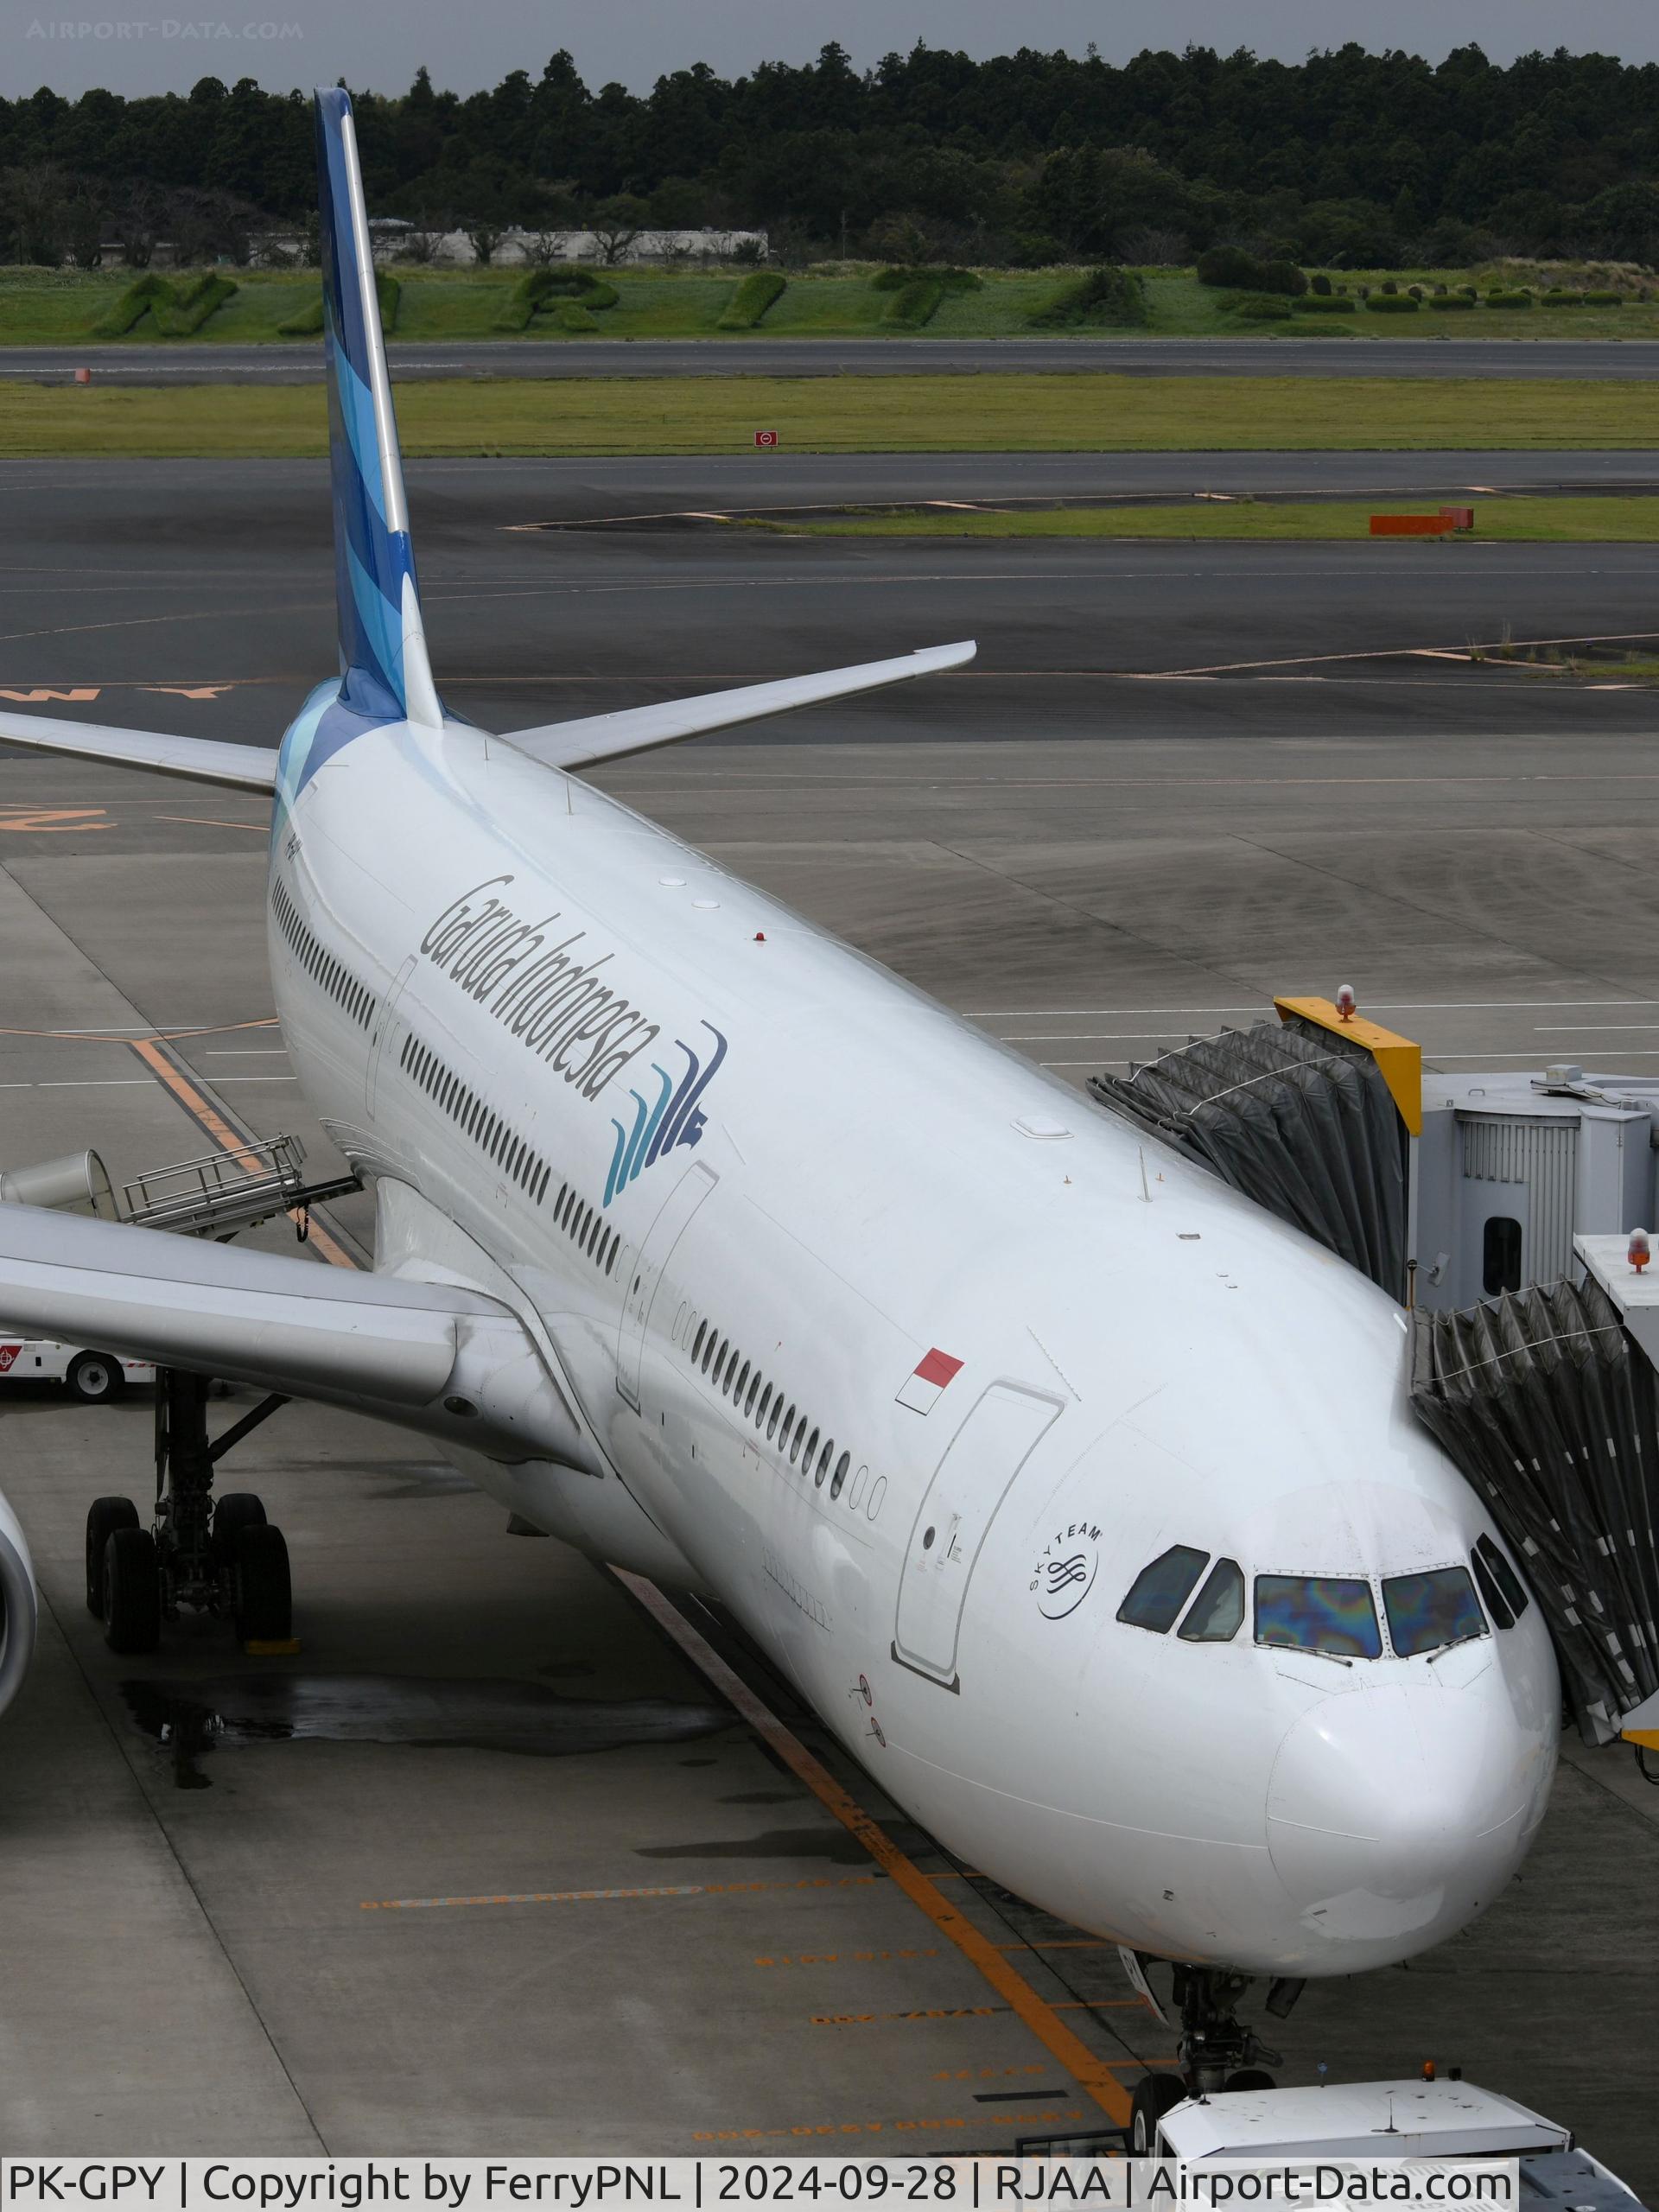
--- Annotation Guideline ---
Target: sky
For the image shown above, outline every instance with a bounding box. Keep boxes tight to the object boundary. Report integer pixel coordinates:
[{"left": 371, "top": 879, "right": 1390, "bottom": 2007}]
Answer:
[{"left": 6, "top": 0, "right": 1659, "bottom": 101}]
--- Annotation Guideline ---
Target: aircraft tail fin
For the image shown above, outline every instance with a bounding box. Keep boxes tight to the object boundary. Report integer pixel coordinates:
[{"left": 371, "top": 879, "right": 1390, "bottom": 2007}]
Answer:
[{"left": 314, "top": 87, "right": 442, "bottom": 729}]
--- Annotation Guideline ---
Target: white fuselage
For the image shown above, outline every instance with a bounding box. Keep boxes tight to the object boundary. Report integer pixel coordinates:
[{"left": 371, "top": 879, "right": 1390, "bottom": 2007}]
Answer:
[{"left": 270, "top": 715, "right": 1560, "bottom": 1978}]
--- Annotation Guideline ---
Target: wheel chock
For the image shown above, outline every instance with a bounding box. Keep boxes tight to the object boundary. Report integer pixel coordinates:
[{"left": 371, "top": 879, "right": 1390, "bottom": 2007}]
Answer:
[{"left": 243, "top": 1637, "right": 301, "bottom": 1656}]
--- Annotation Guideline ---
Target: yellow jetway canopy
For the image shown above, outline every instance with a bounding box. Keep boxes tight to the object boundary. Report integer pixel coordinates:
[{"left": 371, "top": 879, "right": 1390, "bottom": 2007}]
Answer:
[{"left": 1274, "top": 996, "right": 1422, "bottom": 1136}]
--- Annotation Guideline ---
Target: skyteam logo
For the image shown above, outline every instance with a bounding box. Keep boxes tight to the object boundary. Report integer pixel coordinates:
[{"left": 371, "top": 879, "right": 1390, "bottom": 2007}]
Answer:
[
  {"left": 606, "top": 1022, "right": 728, "bottom": 1205},
  {"left": 1031, "top": 1520, "right": 1103, "bottom": 1621}
]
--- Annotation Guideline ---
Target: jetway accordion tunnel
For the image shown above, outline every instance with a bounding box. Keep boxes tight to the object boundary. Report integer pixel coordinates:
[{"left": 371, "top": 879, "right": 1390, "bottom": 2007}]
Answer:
[{"left": 1090, "top": 999, "right": 1659, "bottom": 1751}]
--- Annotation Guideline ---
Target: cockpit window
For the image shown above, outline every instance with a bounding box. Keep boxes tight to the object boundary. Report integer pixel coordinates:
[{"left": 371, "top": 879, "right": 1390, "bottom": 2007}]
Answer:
[
  {"left": 1118, "top": 1546, "right": 1210, "bottom": 1633},
  {"left": 1472, "top": 1534, "right": 1529, "bottom": 1627},
  {"left": 1179, "top": 1557, "right": 1245, "bottom": 1643},
  {"left": 1255, "top": 1574, "right": 1382, "bottom": 1660},
  {"left": 1383, "top": 1567, "right": 1487, "bottom": 1657}
]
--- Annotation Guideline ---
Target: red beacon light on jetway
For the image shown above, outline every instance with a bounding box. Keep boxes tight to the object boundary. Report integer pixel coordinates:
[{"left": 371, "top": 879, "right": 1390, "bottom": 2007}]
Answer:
[
  {"left": 1335, "top": 983, "right": 1357, "bottom": 1021},
  {"left": 1630, "top": 1229, "right": 1651, "bottom": 1274}
]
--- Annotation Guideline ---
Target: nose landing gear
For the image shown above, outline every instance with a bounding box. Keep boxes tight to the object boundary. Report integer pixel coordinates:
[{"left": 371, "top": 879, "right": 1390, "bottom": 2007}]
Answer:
[
  {"left": 1173, "top": 1966, "right": 1285, "bottom": 2096},
  {"left": 1128, "top": 1965, "right": 1297, "bottom": 2148},
  {"left": 84, "top": 1368, "right": 293, "bottom": 1654}
]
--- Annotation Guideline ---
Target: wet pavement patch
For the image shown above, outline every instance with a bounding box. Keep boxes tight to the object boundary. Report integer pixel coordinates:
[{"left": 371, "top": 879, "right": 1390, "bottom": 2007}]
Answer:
[
  {"left": 364, "top": 1463, "right": 479, "bottom": 1498},
  {"left": 122, "top": 1673, "right": 734, "bottom": 1787},
  {"left": 636, "top": 1825, "right": 868, "bottom": 1865}
]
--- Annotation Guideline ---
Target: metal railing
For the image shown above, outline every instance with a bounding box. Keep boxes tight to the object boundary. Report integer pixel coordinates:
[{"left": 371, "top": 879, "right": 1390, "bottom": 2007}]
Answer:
[{"left": 120, "top": 1135, "right": 315, "bottom": 1238}]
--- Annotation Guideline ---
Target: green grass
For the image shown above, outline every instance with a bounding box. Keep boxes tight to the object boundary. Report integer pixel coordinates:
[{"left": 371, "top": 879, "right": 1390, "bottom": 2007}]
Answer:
[
  {"left": 6, "top": 260, "right": 1658, "bottom": 347},
  {"left": 761, "top": 495, "right": 1659, "bottom": 541},
  {"left": 4, "top": 372, "right": 1659, "bottom": 456}
]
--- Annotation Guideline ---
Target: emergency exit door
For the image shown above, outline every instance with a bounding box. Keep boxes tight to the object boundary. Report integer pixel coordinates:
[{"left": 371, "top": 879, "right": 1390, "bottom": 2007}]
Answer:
[{"left": 893, "top": 1382, "right": 1062, "bottom": 1689}]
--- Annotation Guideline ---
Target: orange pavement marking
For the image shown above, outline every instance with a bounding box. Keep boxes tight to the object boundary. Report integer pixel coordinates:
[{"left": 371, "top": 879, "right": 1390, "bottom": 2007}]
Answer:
[
  {"left": 127, "top": 1034, "right": 355, "bottom": 1270},
  {"left": 0, "top": 807, "right": 110, "bottom": 832},
  {"left": 130, "top": 1034, "right": 250, "bottom": 1154},
  {"left": 612, "top": 1566, "right": 1135, "bottom": 2129}
]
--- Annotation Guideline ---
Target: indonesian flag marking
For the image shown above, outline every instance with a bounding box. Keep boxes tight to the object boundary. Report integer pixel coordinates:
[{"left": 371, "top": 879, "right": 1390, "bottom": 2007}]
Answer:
[{"left": 896, "top": 1347, "right": 963, "bottom": 1414}]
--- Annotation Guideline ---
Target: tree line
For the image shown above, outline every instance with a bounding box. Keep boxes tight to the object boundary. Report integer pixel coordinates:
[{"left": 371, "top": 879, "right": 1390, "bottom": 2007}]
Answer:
[{"left": 2, "top": 39, "right": 1658, "bottom": 270}]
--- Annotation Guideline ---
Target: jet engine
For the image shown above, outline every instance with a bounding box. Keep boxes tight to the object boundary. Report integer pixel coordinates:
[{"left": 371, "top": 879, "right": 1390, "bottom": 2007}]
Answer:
[{"left": 0, "top": 1487, "right": 38, "bottom": 1719}]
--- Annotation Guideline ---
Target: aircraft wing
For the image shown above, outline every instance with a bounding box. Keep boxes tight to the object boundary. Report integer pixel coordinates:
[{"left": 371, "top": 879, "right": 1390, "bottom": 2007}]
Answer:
[
  {"left": 502, "top": 639, "right": 976, "bottom": 772},
  {"left": 0, "top": 709, "right": 278, "bottom": 793},
  {"left": 0, "top": 1203, "right": 593, "bottom": 1469}
]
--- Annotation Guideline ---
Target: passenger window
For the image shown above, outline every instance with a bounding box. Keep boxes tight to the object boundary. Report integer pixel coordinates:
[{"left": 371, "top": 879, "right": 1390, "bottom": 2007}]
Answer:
[
  {"left": 1117, "top": 1546, "right": 1209, "bottom": 1634},
  {"left": 790, "top": 1419, "right": 805, "bottom": 1465},
  {"left": 816, "top": 1440, "right": 833, "bottom": 1487},
  {"left": 804, "top": 1426, "right": 819, "bottom": 1471},
  {"left": 766, "top": 1395, "right": 783, "bottom": 1440},
  {"left": 1178, "top": 1558, "right": 1245, "bottom": 1643},
  {"left": 1255, "top": 1575, "right": 1382, "bottom": 1661},
  {"left": 830, "top": 1452, "right": 850, "bottom": 1499},
  {"left": 1383, "top": 1567, "right": 1487, "bottom": 1658},
  {"left": 1483, "top": 1215, "right": 1522, "bottom": 1297},
  {"left": 1473, "top": 1534, "right": 1529, "bottom": 1624}
]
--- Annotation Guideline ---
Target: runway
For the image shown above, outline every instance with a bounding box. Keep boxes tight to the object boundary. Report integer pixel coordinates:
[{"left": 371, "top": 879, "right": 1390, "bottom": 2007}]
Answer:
[
  {"left": 7, "top": 334, "right": 1659, "bottom": 385},
  {"left": 3, "top": 455, "right": 1659, "bottom": 2175}
]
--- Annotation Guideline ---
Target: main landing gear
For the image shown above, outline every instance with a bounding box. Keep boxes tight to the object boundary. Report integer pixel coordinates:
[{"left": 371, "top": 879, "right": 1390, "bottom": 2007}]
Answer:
[
  {"left": 1128, "top": 1966, "right": 1301, "bottom": 2151},
  {"left": 85, "top": 1368, "right": 293, "bottom": 1655}
]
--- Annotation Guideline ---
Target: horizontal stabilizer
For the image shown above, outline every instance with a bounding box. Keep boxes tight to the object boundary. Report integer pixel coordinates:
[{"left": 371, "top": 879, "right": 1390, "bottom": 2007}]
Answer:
[
  {"left": 0, "top": 709, "right": 277, "bottom": 793},
  {"left": 0, "top": 1204, "right": 593, "bottom": 1469},
  {"left": 502, "top": 639, "right": 976, "bottom": 772}
]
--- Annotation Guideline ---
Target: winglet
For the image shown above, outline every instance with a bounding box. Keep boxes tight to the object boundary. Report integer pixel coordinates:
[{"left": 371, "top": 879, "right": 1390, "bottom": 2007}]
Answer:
[{"left": 313, "top": 87, "right": 442, "bottom": 728}]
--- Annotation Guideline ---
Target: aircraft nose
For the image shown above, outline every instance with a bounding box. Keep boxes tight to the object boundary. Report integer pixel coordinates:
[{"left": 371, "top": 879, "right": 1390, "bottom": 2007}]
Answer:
[{"left": 1266, "top": 1681, "right": 1534, "bottom": 1962}]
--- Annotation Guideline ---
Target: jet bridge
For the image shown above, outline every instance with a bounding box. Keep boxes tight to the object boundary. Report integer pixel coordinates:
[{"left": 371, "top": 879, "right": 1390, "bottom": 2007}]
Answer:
[
  {"left": 1088, "top": 1000, "right": 1659, "bottom": 1754},
  {"left": 1410, "top": 1276, "right": 1659, "bottom": 1746},
  {"left": 1087, "top": 999, "right": 1414, "bottom": 1300}
]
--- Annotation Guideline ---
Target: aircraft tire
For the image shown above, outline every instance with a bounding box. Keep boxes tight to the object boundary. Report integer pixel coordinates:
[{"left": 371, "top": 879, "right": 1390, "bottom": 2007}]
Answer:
[
  {"left": 1224, "top": 2069, "right": 1276, "bottom": 2092},
  {"left": 213, "top": 1491, "right": 266, "bottom": 1569},
  {"left": 67, "top": 1351, "right": 125, "bottom": 1404},
  {"left": 1129, "top": 2072, "right": 1186, "bottom": 2154},
  {"left": 103, "top": 1526, "right": 162, "bottom": 1654},
  {"left": 86, "top": 1495, "right": 139, "bottom": 1616},
  {"left": 233, "top": 1522, "right": 291, "bottom": 1643}
]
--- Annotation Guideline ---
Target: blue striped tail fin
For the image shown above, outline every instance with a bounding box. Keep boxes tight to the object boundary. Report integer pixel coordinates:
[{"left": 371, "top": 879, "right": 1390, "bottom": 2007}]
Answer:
[{"left": 313, "top": 87, "right": 441, "bottom": 729}]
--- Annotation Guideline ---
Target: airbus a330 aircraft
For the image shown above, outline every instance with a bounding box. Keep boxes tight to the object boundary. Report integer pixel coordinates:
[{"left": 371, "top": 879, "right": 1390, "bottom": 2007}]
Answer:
[{"left": 0, "top": 89, "right": 1560, "bottom": 2125}]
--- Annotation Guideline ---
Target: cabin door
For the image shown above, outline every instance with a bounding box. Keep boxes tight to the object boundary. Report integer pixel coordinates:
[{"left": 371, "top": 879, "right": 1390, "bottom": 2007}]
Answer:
[{"left": 893, "top": 1382, "right": 1062, "bottom": 1690}]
